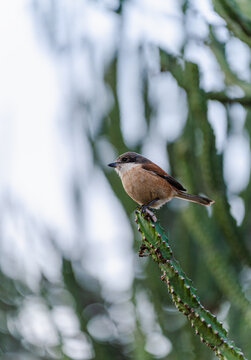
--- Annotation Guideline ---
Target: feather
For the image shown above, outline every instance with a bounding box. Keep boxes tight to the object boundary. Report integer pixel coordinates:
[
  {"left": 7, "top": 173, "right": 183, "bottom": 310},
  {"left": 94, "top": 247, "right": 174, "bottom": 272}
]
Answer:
[{"left": 142, "top": 163, "right": 186, "bottom": 191}]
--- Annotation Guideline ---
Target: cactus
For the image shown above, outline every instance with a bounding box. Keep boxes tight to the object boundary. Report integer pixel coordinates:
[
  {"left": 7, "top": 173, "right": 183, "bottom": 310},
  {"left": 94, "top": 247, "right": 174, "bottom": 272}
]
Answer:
[
  {"left": 212, "top": 0, "right": 251, "bottom": 47},
  {"left": 208, "top": 29, "right": 251, "bottom": 95},
  {"left": 135, "top": 210, "right": 246, "bottom": 360},
  {"left": 160, "top": 50, "right": 251, "bottom": 268},
  {"left": 205, "top": 92, "right": 251, "bottom": 105}
]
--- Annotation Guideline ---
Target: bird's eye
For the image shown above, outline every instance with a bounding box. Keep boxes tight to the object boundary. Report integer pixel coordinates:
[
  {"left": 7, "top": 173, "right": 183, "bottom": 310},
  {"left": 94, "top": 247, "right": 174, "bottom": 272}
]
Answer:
[{"left": 121, "top": 157, "right": 127, "bottom": 162}]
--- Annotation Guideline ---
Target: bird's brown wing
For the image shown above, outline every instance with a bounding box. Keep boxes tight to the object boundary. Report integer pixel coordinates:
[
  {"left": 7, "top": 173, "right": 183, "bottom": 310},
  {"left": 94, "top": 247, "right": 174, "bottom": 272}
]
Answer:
[{"left": 142, "top": 163, "right": 187, "bottom": 191}]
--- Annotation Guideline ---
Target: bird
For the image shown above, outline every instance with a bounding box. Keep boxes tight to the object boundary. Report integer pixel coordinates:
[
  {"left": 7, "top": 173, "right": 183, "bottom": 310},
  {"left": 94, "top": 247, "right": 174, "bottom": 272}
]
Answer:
[{"left": 108, "top": 152, "right": 214, "bottom": 212}]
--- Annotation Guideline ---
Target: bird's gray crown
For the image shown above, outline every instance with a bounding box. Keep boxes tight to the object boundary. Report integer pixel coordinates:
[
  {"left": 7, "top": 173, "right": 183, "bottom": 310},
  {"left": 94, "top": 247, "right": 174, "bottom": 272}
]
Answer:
[{"left": 116, "top": 152, "right": 149, "bottom": 164}]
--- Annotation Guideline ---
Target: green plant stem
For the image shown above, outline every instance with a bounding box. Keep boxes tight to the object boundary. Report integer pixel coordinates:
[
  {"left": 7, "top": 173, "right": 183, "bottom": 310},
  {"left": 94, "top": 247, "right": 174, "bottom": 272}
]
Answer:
[
  {"left": 160, "top": 50, "right": 251, "bottom": 267},
  {"left": 135, "top": 211, "right": 246, "bottom": 360},
  {"left": 206, "top": 92, "right": 251, "bottom": 106},
  {"left": 208, "top": 30, "right": 251, "bottom": 95},
  {"left": 212, "top": 0, "right": 251, "bottom": 47},
  {"left": 169, "top": 141, "right": 251, "bottom": 323}
]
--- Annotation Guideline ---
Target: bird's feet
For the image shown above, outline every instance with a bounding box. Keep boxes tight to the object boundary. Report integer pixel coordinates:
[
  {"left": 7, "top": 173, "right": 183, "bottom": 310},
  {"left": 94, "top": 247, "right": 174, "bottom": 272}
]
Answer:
[
  {"left": 137, "top": 205, "right": 157, "bottom": 222},
  {"left": 137, "top": 198, "right": 159, "bottom": 222},
  {"left": 138, "top": 204, "right": 149, "bottom": 214}
]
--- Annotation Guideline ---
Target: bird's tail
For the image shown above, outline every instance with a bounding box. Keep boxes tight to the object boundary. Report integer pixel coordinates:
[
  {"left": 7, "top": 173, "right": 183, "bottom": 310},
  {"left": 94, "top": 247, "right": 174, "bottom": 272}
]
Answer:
[{"left": 175, "top": 191, "right": 214, "bottom": 206}]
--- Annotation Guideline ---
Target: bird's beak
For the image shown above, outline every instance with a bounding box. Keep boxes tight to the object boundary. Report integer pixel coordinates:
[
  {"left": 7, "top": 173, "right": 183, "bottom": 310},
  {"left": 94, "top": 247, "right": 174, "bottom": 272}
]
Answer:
[{"left": 108, "top": 162, "right": 118, "bottom": 168}]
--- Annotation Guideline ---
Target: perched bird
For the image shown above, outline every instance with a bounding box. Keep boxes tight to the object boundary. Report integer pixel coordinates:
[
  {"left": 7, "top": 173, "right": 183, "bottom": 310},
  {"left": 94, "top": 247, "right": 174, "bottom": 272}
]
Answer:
[{"left": 108, "top": 152, "right": 214, "bottom": 211}]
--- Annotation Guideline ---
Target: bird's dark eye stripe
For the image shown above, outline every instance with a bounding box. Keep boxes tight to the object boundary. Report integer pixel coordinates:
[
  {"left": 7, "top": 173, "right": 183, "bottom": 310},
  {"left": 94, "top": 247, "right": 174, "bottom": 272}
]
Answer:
[{"left": 121, "top": 156, "right": 137, "bottom": 163}]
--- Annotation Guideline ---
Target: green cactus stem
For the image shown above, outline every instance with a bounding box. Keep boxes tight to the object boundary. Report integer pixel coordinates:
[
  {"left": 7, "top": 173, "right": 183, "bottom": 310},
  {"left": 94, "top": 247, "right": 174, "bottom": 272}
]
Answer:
[
  {"left": 212, "top": 0, "right": 251, "bottom": 47},
  {"left": 208, "top": 30, "right": 251, "bottom": 95},
  {"left": 205, "top": 91, "right": 251, "bottom": 105},
  {"left": 160, "top": 50, "right": 251, "bottom": 267},
  {"left": 135, "top": 210, "right": 246, "bottom": 360}
]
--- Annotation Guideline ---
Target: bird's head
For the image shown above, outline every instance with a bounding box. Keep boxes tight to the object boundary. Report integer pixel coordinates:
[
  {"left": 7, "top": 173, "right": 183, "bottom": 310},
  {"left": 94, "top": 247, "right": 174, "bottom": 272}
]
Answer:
[{"left": 108, "top": 152, "right": 148, "bottom": 176}]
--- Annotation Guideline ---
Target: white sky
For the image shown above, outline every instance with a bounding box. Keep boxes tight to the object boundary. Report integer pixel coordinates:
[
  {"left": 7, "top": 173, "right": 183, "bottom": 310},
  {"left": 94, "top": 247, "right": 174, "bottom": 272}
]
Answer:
[{"left": 0, "top": 0, "right": 73, "bottom": 235}]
